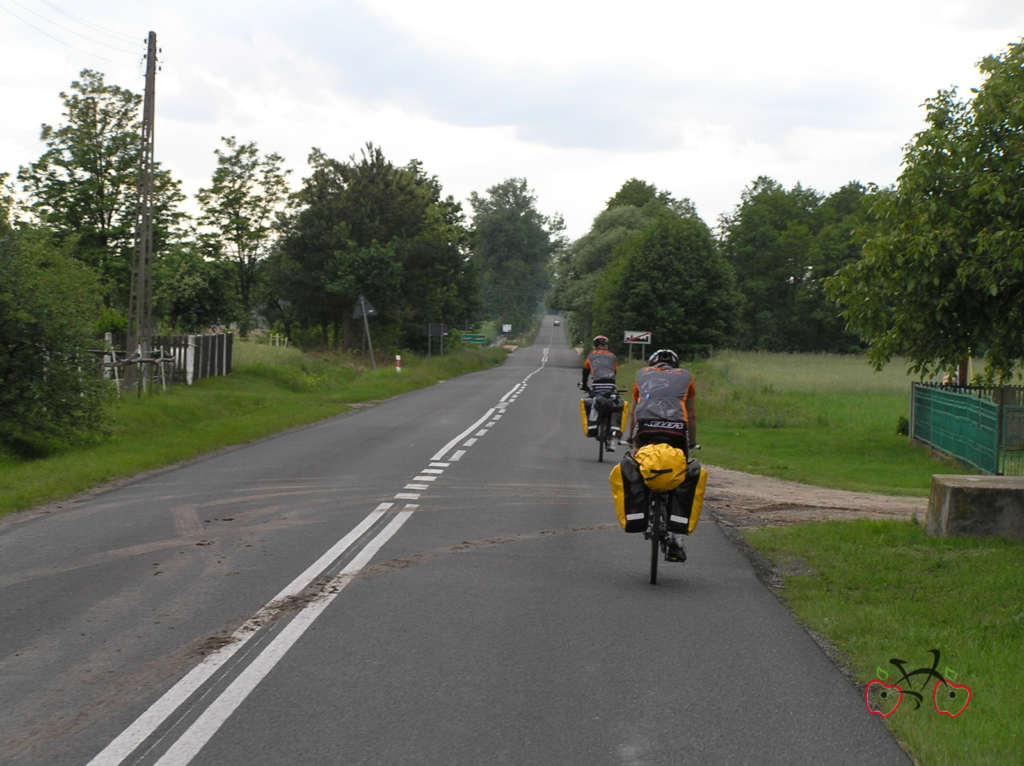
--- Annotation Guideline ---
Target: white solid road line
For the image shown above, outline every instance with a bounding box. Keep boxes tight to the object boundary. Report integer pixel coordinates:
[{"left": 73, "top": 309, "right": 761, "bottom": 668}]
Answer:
[
  {"left": 90, "top": 350, "right": 553, "bottom": 765},
  {"left": 86, "top": 507, "right": 387, "bottom": 766},
  {"left": 153, "top": 512, "right": 414, "bottom": 766}
]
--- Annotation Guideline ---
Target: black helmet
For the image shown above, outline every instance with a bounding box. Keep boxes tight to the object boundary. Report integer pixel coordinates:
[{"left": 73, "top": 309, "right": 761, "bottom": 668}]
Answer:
[
  {"left": 592, "top": 335, "right": 609, "bottom": 348},
  {"left": 648, "top": 348, "right": 679, "bottom": 367}
]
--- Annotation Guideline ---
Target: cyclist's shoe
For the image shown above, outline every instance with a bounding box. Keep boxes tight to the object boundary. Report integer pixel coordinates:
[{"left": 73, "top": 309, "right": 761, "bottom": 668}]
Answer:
[
  {"left": 605, "top": 442, "right": 615, "bottom": 452},
  {"left": 665, "top": 535, "right": 687, "bottom": 562}
]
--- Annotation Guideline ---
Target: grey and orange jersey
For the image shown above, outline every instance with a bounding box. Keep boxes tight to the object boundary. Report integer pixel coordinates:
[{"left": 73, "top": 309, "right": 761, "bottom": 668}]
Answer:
[
  {"left": 584, "top": 349, "right": 618, "bottom": 382},
  {"left": 632, "top": 365, "right": 694, "bottom": 422}
]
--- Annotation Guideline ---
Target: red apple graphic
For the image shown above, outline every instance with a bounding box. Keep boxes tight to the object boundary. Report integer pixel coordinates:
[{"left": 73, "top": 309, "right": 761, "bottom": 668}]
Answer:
[
  {"left": 933, "top": 681, "right": 971, "bottom": 717},
  {"left": 865, "top": 680, "right": 903, "bottom": 717}
]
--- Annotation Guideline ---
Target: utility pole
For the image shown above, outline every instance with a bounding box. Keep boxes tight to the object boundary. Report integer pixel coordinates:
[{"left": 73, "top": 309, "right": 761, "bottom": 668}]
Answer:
[{"left": 127, "top": 30, "right": 157, "bottom": 391}]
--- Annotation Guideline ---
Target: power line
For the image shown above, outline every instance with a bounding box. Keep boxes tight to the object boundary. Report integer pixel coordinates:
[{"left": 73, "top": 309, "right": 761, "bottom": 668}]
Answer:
[
  {"left": 39, "top": 0, "right": 138, "bottom": 46},
  {"left": 0, "top": 0, "right": 119, "bottom": 64},
  {"left": 5, "top": 0, "right": 140, "bottom": 55}
]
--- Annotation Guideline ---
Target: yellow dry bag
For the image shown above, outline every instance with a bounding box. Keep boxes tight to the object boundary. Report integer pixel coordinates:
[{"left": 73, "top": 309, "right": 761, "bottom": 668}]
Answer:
[{"left": 634, "top": 442, "right": 688, "bottom": 492}]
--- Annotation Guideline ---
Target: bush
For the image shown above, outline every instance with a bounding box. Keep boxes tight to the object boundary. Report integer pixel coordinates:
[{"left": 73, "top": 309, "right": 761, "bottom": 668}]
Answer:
[{"left": 0, "top": 228, "right": 110, "bottom": 457}]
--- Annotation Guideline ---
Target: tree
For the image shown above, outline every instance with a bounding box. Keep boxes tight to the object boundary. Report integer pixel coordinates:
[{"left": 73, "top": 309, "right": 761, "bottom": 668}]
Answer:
[
  {"left": 197, "top": 136, "right": 290, "bottom": 335},
  {"left": 551, "top": 179, "right": 700, "bottom": 344},
  {"left": 549, "top": 205, "right": 648, "bottom": 343},
  {"left": 592, "top": 213, "right": 740, "bottom": 358},
  {"left": 154, "top": 243, "right": 239, "bottom": 333},
  {"left": 470, "top": 178, "right": 562, "bottom": 334},
  {"left": 800, "top": 183, "right": 868, "bottom": 352},
  {"left": 18, "top": 69, "right": 184, "bottom": 307},
  {"left": 605, "top": 178, "right": 661, "bottom": 210},
  {"left": 827, "top": 39, "right": 1024, "bottom": 379},
  {"left": 270, "top": 145, "right": 475, "bottom": 349},
  {"left": 0, "top": 172, "right": 13, "bottom": 229},
  {"left": 718, "top": 177, "right": 823, "bottom": 350},
  {"left": 0, "top": 226, "right": 108, "bottom": 456},
  {"left": 605, "top": 178, "right": 698, "bottom": 219}
]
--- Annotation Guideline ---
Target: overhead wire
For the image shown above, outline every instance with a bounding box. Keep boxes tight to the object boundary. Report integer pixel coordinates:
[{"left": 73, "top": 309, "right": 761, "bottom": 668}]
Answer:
[
  {"left": 0, "top": 0, "right": 119, "bottom": 64},
  {"left": 38, "top": 0, "right": 139, "bottom": 46},
  {"left": 1, "top": 0, "right": 141, "bottom": 57}
]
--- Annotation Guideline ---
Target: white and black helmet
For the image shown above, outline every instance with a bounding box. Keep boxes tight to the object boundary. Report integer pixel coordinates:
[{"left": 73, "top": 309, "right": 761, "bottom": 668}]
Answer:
[{"left": 648, "top": 348, "right": 679, "bottom": 368}]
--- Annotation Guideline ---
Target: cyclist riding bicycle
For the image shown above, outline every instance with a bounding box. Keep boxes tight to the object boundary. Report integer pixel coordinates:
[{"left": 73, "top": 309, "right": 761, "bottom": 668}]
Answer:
[
  {"left": 625, "top": 347, "right": 697, "bottom": 561},
  {"left": 581, "top": 335, "right": 621, "bottom": 450}
]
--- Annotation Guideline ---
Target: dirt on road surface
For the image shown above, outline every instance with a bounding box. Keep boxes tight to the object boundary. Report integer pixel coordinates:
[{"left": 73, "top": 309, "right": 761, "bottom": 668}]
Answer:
[{"left": 705, "top": 464, "right": 928, "bottom": 528}]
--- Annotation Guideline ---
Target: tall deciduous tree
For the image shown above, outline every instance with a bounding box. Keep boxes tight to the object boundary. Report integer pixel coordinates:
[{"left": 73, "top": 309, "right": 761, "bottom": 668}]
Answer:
[
  {"left": 718, "top": 176, "right": 822, "bottom": 350},
  {"left": 801, "top": 182, "right": 868, "bottom": 352},
  {"left": 827, "top": 39, "right": 1024, "bottom": 379},
  {"left": 549, "top": 205, "right": 648, "bottom": 344},
  {"left": 18, "top": 69, "right": 184, "bottom": 308},
  {"left": 470, "top": 178, "right": 562, "bottom": 334},
  {"left": 592, "top": 213, "right": 740, "bottom": 358},
  {"left": 271, "top": 145, "right": 475, "bottom": 349},
  {"left": 197, "top": 136, "right": 290, "bottom": 335},
  {"left": 550, "top": 178, "right": 697, "bottom": 345}
]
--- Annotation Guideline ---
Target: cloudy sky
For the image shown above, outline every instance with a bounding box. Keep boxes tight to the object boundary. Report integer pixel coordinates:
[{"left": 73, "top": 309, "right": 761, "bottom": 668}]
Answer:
[{"left": 1, "top": 0, "right": 1022, "bottom": 239}]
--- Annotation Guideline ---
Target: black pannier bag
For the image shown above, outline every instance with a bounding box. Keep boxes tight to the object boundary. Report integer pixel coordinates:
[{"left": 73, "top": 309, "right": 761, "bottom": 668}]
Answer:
[
  {"left": 666, "top": 459, "right": 705, "bottom": 534},
  {"left": 609, "top": 452, "right": 649, "bottom": 532},
  {"left": 579, "top": 397, "right": 597, "bottom": 436}
]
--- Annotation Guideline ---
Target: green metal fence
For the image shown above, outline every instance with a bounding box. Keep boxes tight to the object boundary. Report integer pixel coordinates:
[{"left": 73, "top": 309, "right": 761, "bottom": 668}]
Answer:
[{"left": 910, "top": 383, "right": 1024, "bottom": 475}]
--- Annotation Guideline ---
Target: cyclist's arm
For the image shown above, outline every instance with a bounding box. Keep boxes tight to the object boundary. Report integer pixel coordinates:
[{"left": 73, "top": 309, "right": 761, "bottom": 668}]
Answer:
[
  {"left": 685, "top": 382, "right": 697, "bottom": 446},
  {"left": 625, "top": 381, "right": 640, "bottom": 445}
]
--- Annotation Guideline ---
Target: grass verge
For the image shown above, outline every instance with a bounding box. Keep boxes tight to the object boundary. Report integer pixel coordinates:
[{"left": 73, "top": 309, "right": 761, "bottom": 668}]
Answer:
[
  {"left": 741, "top": 520, "right": 1024, "bottom": 766},
  {"left": 618, "top": 351, "right": 974, "bottom": 495},
  {"left": 0, "top": 342, "right": 506, "bottom": 517}
]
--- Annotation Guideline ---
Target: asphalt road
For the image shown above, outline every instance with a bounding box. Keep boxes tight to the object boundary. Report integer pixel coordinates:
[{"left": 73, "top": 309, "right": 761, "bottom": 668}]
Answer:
[{"left": 0, "top": 318, "right": 912, "bottom": 765}]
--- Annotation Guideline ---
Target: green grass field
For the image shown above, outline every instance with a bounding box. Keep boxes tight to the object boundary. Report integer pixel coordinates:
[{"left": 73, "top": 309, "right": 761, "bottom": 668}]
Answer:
[
  {"left": 744, "top": 520, "right": 1024, "bottom": 766},
  {"left": 619, "top": 350, "right": 973, "bottom": 494}
]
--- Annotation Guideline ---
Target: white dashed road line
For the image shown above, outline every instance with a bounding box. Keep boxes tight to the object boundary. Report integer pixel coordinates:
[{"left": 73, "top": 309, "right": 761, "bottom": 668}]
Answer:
[{"left": 90, "top": 347, "right": 551, "bottom": 765}]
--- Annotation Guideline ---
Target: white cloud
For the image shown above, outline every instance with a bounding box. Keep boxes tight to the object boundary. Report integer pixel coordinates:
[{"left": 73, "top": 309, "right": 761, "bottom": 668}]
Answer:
[{"left": 1, "top": 0, "right": 1022, "bottom": 239}]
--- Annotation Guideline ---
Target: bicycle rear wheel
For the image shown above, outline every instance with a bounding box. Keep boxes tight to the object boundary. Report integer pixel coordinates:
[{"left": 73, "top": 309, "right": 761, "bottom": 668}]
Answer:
[
  {"left": 597, "top": 420, "right": 607, "bottom": 462},
  {"left": 649, "top": 531, "right": 659, "bottom": 584},
  {"left": 649, "top": 495, "right": 662, "bottom": 585}
]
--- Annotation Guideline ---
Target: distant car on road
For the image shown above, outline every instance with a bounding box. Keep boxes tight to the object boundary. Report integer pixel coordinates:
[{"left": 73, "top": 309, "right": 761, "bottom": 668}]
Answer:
[{"left": 553, "top": 319, "right": 561, "bottom": 326}]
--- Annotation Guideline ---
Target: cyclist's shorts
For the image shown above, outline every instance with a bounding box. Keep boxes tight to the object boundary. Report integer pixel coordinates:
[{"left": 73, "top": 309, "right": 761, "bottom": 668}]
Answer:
[{"left": 636, "top": 420, "right": 689, "bottom": 453}]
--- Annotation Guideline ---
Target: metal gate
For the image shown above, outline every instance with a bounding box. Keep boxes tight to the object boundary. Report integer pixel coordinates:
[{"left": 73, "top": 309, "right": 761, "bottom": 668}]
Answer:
[{"left": 910, "top": 383, "right": 1024, "bottom": 475}]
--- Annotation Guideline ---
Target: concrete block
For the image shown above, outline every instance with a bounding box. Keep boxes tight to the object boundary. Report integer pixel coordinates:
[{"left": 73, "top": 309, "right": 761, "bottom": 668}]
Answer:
[{"left": 926, "top": 475, "right": 1024, "bottom": 538}]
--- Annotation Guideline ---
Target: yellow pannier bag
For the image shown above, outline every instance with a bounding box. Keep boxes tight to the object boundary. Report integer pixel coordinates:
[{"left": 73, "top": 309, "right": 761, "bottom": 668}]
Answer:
[
  {"left": 634, "top": 442, "right": 688, "bottom": 492},
  {"left": 578, "top": 398, "right": 589, "bottom": 436},
  {"left": 686, "top": 465, "right": 708, "bottom": 534},
  {"left": 619, "top": 400, "right": 630, "bottom": 434},
  {"left": 608, "top": 459, "right": 648, "bottom": 532},
  {"left": 609, "top": 463, "right": 626, "bottom": 529}
]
